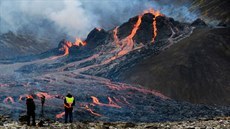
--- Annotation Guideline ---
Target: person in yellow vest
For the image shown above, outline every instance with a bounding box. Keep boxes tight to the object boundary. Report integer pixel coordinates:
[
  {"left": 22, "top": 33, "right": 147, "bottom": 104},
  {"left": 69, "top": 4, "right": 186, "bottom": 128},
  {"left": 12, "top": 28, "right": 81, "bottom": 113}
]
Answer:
[{"left": 64, "top": 92, "right": 75, "bottom": 123}]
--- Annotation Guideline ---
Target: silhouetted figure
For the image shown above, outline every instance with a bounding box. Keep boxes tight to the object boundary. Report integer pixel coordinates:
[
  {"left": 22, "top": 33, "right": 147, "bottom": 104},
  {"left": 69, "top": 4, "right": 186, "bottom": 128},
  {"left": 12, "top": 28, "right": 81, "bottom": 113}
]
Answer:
[
  {"left": 26, "top": 95, "right": 36, "bottom": 126},
  {"left": 64, "top": 92, "right": 75, "bottom": 123}
]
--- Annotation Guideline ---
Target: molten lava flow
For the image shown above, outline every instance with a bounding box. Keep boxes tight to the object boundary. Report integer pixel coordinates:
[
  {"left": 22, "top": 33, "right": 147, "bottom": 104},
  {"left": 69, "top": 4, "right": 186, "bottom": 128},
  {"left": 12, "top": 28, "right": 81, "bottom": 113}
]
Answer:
[
  {"left": 65, "top": 41, "right": 73, "bottom": 48},
  {"left": 59, "top": 41, "right": 73, "bottom": 56},
  {"left": 58, "top": 38, "right": 86, "bottom": 56},
  {"left": 113, "top": 26, "right": 120, "bottom": 46},
  {"left": 74, "top": 38, "right": 86, "bottom": 46},
  {"left": 102, "top": 9, "right": 163, "bottom": 65},
  {"left": 128, "top": 15, "right": 142, "bottom": 40},
  {"left": 3, "top": 97, "right": 15, "bottom": 104},
  {"left": 84, "top": 104, "right": 102, "bottom": 116},
  {"left": 144, "top": 9, "right": 163, "bottom": 43},
  {"left": 117, "top": 9, "right": 162, "bottom": 56},
  {"left": 36, "top": 92, "right": 53, "bottom": 99},
  {"left": 91, "top": 96, "right": 121, "bottom": 108},
  {"left": 56, "top": 112, "right": 65, "bottom": 119},
  {"left": 105, "top": 82, "right": 169, "bottom": 99},
  {"left": 118, "top": 15, "right": 143, "bottom": 56}
]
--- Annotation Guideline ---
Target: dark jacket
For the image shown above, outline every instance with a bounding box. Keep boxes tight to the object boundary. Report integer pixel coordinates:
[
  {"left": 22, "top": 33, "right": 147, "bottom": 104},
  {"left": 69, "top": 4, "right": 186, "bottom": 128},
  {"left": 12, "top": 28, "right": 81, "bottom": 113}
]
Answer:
[
  {"left": 26, "top": 98, "right": 35, "bottom": 112},
  {"left": 64, "top": 94, "right": 75, "bottom": 109}
]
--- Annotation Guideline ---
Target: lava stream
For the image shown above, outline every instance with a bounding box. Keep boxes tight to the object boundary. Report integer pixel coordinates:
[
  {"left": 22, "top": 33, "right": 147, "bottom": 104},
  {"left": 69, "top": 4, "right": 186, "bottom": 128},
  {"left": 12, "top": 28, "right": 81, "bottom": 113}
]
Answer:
[
  {"left": 3, "top": 97, "right": 15, "bottom": 104},
  {"left": 36, "top": 92, "right": 54, "bottom": 99},
  {"left": 56, "top": 112, "right": 65, "bottom": 119},
  {"left": 84, "top": 104, "right": 102, "bottom": 116},
  {"left": 146, "top": 9, "right": 162, "bottom": 43},
  {"left": 91, "top": 96, "right": 121, "bottom": 108},
  {"left": 59, "top": 38, "right": 86, "bottom": 56},
  {"left": 113, "top": 26, "right": 120, "bottom": 46},
  {"left": 74, "top": 38, "right": 87, "bottom": 46}
]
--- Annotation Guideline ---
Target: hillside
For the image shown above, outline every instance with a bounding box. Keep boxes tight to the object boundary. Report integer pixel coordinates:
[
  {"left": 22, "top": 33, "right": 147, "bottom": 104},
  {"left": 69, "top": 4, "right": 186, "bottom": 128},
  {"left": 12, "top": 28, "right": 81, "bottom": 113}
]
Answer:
[
  {"left": 0, "top": 32, "right": 53, "bottom": 59},
  {"left": 191, "top": 0, "right": 230, "bottom": 24},
  {"left": 118, "top": 27, "right": 230, "bottom": 105}
]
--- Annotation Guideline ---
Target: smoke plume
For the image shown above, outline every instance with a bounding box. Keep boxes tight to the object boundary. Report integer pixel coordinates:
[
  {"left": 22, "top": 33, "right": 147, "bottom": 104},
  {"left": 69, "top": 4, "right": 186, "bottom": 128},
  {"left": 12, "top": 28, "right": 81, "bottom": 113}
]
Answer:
[{"left": 0, "top": 0, "right": 197, "bottom": 39}]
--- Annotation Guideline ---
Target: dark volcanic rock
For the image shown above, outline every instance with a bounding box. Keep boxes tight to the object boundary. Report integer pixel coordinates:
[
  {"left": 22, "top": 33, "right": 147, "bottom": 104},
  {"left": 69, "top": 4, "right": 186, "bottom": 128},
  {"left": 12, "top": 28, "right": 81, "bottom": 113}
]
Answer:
[
  {"left": 133, "top": 13, "right": 155, "bottom": 44},
  {"left": 118, "top": 28, "right": 230, "bottom": 105},
  {"left": 117, "top": 16, "right": 139, "bottom": 40},
  {"left": 191, "top": 18, "right": 207, "bottom": 27},
  {"left": 85, "top": 28, "right": 109, "bottom": 49},
  {"left": 0, "top": 31, "right": 52, "bottom": 59},
  {"left": 116, "top": 13, "right": 187, "bottom": 45}
]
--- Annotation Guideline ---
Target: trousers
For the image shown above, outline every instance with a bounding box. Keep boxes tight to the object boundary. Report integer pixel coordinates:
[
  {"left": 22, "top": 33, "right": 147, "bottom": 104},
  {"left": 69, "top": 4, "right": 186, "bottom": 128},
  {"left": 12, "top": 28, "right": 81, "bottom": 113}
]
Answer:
[
  {"left": 27, "top": 111, "right": 35, "bottom": 126},
  {"left": 65, "top": 108, "right": 73, "bottom": 123}
]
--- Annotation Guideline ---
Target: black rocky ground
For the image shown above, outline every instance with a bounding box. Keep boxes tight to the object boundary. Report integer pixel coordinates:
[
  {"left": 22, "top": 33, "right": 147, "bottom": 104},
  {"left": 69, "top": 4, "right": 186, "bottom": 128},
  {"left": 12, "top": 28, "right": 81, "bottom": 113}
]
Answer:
[{"left": 1, "top": 116, "right": 230, "bottom": 129}]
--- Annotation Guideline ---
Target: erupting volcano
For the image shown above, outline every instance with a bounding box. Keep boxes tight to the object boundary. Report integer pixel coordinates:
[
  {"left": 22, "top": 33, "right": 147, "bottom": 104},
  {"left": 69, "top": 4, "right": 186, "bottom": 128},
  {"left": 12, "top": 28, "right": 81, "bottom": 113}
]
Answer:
[
  {"left": 111, "top": 9, "right": 163, "bottom": 57},
  {"left": 0, "top": 1, "right": 230, "bottom": 126}
]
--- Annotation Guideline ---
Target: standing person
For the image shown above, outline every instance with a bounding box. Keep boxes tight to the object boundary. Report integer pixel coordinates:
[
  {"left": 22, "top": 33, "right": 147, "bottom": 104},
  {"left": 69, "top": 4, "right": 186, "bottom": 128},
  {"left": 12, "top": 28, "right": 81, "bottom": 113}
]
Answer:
[
  {"left": 64, "top": 92, "right": 75, "bottom": 123},
  {"left": 26, "top": 95, "right": 36, "bottom": 126}
]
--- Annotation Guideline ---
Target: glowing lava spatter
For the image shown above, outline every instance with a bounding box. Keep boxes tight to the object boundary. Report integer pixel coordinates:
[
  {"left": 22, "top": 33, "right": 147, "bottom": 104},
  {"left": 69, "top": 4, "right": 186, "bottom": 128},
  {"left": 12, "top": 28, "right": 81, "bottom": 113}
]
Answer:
[
  {"left": 74, "top": 38, "right": 87, "bottom": 46},
  {"left": 59, "top": 38, "right": 86, "bottom": 56}
]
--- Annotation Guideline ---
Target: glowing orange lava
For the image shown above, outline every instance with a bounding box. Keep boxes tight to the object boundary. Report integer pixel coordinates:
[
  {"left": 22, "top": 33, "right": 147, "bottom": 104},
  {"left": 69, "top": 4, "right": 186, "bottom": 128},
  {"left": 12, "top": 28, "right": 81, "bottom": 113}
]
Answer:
[
  {"left": 59, "top": 38, "right": 86, "bottom": 56},
  {"left": 3, "top": 97, "right": 15, "bottom": 104},
  {"left": 113, "top": 26, "right": 120, "bottom": 46},
  {"left": 91, "top": 96, "right": 121, "bottom": 108},
  {"left": 56, "top": 112, "right": 65, "bottom": 119},
  {"left": 36, "top": 92, "right": 53, "bottom": 99},
  {"left": 144, "top": 9, "right": 163, "bottom": 43},
  {"left": 84, "top": 104, "right": 102, "bottom": 116},
  {"left": 74, "top": 38, "right": 87, "bottom": 46}
]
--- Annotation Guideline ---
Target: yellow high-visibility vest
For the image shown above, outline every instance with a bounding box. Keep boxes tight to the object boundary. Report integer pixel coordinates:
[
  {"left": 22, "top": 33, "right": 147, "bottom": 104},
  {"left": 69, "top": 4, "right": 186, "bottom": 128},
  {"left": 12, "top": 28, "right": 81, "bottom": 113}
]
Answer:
[{"left": 66, "top": 97, "right": 74, "bottom": 104}]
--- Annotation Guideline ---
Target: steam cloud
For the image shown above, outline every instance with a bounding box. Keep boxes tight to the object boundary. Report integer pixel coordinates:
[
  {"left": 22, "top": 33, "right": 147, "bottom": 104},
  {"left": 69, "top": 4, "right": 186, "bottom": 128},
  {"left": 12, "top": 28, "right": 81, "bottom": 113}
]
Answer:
[{"left": 0, "top": 0, "right": 197, "bottom": 39}]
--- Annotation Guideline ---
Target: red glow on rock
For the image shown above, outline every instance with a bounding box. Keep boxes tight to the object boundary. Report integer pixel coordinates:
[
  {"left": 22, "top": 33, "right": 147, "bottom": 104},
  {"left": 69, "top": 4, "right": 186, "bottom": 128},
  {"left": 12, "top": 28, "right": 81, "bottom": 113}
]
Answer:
[
  {"left": 84, "top": 104, "right": 102, "bottom": 116},
  {"left": 36, "top": 92, "right": 53, "bottom": 99},
  {"left": 56, "top": 112, "right": 65, "bottom": 119},
  {"left": 3, "top": 96, "right": 15, "bottom": 104},
  {"left": 91, "top": 96, "right": 121, "bottom": 108},
  {"left": 113, "top": 26, "right": 120, "bottom": 46},
  {"left": 74, "top": 38, "right": 87, "bottom": 46}
]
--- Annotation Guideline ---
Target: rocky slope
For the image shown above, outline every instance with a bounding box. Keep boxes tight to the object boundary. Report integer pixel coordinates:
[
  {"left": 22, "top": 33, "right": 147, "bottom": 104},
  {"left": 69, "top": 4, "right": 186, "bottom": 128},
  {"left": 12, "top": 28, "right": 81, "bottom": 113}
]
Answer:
[
  {"left": 0, "top": 32, "right": 53, "bottom": 59},
  {"left": 118, "top": 27, "right": 230, "bottom": 105}
]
